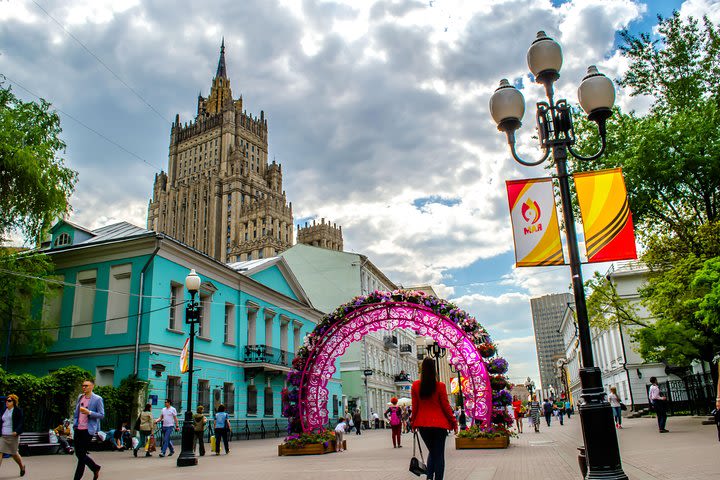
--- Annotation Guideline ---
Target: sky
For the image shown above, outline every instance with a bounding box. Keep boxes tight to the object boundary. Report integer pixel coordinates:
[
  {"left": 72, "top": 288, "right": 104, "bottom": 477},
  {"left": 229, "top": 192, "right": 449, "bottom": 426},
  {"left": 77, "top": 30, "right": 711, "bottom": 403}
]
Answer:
[{"left": 2, "top": 0, "right": 718, "bottom": 386}]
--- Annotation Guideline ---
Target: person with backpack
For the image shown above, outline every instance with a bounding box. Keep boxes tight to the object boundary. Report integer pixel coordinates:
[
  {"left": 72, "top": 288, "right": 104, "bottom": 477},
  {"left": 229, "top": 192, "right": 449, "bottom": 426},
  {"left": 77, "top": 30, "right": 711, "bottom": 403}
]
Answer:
[
  {"left": 543, "top": 399, "right": 553, "bottom": 427},
  {"left": 384, "top": 397, "right": 403, "bottom": 448}
]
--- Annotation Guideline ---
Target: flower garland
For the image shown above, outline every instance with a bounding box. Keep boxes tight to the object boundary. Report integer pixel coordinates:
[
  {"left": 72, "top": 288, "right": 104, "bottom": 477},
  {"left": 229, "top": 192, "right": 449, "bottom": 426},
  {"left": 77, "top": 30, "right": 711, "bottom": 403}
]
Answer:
[{"left": 281, "top": 289, "right": 511, "bottom": 440}]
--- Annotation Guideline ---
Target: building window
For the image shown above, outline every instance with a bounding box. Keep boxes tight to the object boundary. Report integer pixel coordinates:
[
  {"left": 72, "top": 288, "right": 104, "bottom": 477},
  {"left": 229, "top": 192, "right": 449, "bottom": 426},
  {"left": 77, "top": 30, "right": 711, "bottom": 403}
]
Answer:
[
  {"left": 96, "top": 367, "right": 114, "bottom": 387},
  {"left": 264, "top": 386, "right": 273, "bottom": 416},
  {"left": 167, "top": 376, "right": 182, "bottom": 411},
  {"left": 332, "top": 395, "right": 338, "bottom": 417},
  {"left": 54, "top": 232, "right": 71, "bottom": 247},
  {"left": 199, "top": 292, "right": 211, "bottom": 337},
  {"left": 106, "top": 264, "right": 131, "bottom": 334},
  {"left": 198, "top": 379, "right": 210, "bottom": 413},
  {"left": 72, "top": 269, "right": 97, "bottom": 338},
  {"left": 224, "top": 382, "right": 235, "bottom": 415},
  {"left": 247, "top": 385, "right": 257, "bottom": 416},
  {"left": 224, "top": 303, "right": 235, "bottom": 344},
  {"left": 169, "top": 283, "right": 183, "bottom": 330}
]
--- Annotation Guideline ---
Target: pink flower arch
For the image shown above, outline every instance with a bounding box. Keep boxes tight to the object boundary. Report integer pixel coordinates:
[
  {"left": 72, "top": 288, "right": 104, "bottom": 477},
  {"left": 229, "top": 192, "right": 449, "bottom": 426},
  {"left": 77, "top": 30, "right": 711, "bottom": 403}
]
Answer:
[{"left": 284, "top": 291, "right": 501, "bottom": 433}]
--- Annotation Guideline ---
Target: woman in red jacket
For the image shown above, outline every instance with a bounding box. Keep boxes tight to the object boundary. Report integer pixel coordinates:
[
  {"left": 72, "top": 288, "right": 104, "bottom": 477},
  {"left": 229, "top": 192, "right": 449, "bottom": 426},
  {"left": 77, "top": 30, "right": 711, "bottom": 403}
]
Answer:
[{"left": 411, "top": 357, "right": 458, "bottom": 480}]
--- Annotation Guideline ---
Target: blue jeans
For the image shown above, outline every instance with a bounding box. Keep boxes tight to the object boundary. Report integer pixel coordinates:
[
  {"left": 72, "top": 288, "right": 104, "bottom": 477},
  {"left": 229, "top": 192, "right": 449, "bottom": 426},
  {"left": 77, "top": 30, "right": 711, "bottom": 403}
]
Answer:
[
  {"left": 418, "top": 427, "right": 447, "bottom": 480},
  {"left": 161, "top": 426, "right": 175, "bottom": 454},
  {"left": 612, "top": 406, "right": 622, "bottom": 425}
]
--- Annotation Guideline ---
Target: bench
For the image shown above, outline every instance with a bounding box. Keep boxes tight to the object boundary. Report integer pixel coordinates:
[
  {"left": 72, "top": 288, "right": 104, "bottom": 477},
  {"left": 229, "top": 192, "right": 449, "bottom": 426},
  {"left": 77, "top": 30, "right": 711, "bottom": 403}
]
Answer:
[
  {"left": 18, "top": 432, "right": 61, "bottom": 456},
  {"left": 243, "top": 420, "right": 266, "bottom": 440}
]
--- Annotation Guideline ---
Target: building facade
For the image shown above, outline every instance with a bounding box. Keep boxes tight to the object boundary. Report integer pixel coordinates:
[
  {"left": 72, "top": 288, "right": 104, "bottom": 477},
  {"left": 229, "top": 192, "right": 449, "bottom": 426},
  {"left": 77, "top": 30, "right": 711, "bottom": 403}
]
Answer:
[
  {"left": 279, "top": 244, "right": 419, "bottom": 423},
  {"left": 148, "top": 41, "right": 315, "bottom": 263},
  {"left": 559, "top": 305, "right": 582, "bottom": 405},
  {"left": 530, "top": 292, "right": 573, "bottom": 399},
  {"left": 19, "top": 220, "right": 341, "bottom": 428}
]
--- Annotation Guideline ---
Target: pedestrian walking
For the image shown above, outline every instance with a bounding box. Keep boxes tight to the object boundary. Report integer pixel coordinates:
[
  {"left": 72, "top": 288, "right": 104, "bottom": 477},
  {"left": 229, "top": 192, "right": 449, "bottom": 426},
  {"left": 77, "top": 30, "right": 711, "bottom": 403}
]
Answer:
[
  {"left": 334, "top": 417, "right": 346, "bottom": 452},
  {"left": 556, "top": 400, "right": 564, "bottom": 426},
  {"left": 213, "top": 404, "right": 231, "bottom": 455},
  {"left": 384, "top": 397, "right": 403, "bottom": 448},
  {"left": 511, "top": 395, "right": 524, "bottom": 433},
  {"left": 193, "top": 405, "right": 207, "bottom": 456},
  {"left": 564, "top": 400, "right": 572, "bottom": 419},
  {"left": 528, "top": 395, "right": 541, "bottom": 433},
  {"left": 352, "top": 409, "right": 362, "bottom": 435},
  {"left": 372, "top": 410, "right": 380, "bottom": 430},
  {"left": 410, "top": 357, "right": 458, "bottom": 480},
  {"left": 608, "top": 387, "right": 622, "bottom": 429},
  {"left": 73, "top": 379, "right": 104, "bottom": 480},
  {"left": 135, "top": 403, "right": 154, "bottom": 457},
  {"left": 0, "top": 394, "right": 26, "bottom": 477},
  {"left": 403, "top": 406, "right": 412, "bottom": 433},
  {"left": 155, "top": 399, "right": 179, "bottom": 457},
  {"left": 648, "top": 377, "right": 669, "bottom": 433},
  {"left": 543, "top": 399, "right": 553, "bottom": 427},
  {"left": 458, "top": 407, "right": 467, "bottom": 431}
]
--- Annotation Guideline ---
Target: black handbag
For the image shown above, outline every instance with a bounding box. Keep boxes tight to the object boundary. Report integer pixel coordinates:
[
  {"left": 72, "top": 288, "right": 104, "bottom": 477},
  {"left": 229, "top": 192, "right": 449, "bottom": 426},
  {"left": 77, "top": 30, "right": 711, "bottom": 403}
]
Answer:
[{"left": 409, "top": 431, "right": 427, "bottom": 476}]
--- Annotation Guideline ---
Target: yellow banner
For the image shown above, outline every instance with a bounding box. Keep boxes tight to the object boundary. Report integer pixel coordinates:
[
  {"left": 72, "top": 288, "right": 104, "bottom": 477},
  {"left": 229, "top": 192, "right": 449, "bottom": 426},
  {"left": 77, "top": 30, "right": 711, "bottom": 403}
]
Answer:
[
  {"left": 574, "top": 168, "right": 637, "bottom": 263},
  {"left": 506, "top": 178, "right": 565, "bottom": 267}
]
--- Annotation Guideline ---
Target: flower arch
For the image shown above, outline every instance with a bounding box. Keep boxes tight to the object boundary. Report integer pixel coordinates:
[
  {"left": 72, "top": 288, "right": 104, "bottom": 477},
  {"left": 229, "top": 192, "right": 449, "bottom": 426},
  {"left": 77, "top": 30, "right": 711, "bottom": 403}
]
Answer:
[{"left": 283, "top": 290, "right": 510, "bottom": 433}]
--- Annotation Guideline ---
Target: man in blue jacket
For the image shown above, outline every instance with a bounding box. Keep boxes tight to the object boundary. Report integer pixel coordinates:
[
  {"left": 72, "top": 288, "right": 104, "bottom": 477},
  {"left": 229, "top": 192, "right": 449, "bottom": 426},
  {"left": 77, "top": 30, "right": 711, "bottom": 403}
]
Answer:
[{"left": 73, "top": 379, "right": 105, "bottom": 480}]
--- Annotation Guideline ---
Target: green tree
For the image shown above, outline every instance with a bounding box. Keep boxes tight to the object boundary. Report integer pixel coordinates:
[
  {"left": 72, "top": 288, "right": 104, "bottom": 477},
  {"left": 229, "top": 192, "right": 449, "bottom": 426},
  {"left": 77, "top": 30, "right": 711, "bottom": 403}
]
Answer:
[
  {"left": 0, "top": 80, "right": 77, "bottom": 244},
  {"left": 0, "top": 81, "right": 77, "bottom": 362},
  {"left": 577, "top": 14, "right": 720, "bottom": 380}
]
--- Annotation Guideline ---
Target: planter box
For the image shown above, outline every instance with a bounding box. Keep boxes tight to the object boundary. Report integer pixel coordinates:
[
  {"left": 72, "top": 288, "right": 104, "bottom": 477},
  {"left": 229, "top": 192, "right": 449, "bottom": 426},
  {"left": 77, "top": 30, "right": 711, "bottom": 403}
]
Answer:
[
  {"left": 455, "top": 436, "right": 509, "bottom": 449},
  {"left": 278, "top": 439, "right": 347, "bottom": 456}
]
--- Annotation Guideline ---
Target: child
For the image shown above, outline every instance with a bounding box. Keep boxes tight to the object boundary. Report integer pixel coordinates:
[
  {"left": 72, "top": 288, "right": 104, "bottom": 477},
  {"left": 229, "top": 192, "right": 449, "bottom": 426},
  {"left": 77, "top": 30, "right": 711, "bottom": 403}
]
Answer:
[{"left": 334, "top": 417, "right": 347, "bottom": 452}]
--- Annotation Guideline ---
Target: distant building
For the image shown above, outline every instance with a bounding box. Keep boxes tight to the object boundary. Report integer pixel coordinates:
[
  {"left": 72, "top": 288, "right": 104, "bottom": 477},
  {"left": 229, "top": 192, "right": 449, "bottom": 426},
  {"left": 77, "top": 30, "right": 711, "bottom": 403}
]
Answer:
[
  {"left": 147, "top": 40, "right": 342, "bottom": 262},
  {"left": 530, "top": 293, "right": 573, "bottom": 399},
  {"left": 559, "top": 305, "right": 581, "bottom": 404}
]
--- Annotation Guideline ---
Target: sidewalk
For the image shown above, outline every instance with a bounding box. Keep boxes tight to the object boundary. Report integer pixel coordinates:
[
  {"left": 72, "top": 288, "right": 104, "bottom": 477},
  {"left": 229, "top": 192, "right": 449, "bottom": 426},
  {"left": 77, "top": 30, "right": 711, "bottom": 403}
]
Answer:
[{"left": 3, "top": 416, "right": 718, "bottom": 479}]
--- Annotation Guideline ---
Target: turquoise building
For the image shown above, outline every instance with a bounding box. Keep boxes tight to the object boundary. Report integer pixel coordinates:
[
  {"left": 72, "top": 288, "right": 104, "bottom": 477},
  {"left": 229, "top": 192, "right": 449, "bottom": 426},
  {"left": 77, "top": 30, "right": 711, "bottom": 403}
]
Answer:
[{"left": 16, "top": 220, "right": 342, "bottom": 427}]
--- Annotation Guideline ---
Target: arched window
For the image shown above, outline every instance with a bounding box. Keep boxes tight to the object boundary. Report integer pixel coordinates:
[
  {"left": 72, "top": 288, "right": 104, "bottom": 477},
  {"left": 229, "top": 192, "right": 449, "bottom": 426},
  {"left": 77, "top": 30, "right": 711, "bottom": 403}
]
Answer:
[
  {"left": 264, "top": 386, "right": 273, "bottom": 416},
  {"left": 54, "top": 233, "right": 70, "bottom": 247},
  {"left": 247, "top": 385, "right": 257, "bottom": 415}
]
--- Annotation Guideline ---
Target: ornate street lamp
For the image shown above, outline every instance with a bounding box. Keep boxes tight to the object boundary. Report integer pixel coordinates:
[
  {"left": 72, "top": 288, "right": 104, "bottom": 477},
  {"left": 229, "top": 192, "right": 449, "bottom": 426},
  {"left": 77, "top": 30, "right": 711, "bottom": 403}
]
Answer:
[
  {"left": 424, "top": 337, "right": 446, "bottom": 376},
  {"left": 449, "top": 363, "right": 463, "bottom": 406},
  {"left": 177, "top": 269, "right": 201, "bottom": 467},
  {"left": 489, "top": 31, "right": 626, "bottom": 480},
  {"left": 524, "top": 377, "right": 535, "bottom": 400}
]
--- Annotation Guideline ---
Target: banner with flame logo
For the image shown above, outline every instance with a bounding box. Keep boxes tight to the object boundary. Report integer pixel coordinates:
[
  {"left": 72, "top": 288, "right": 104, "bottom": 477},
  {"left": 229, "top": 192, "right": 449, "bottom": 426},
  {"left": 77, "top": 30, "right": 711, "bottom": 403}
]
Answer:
[
  {"left": 179, "top": 338, "right": 190, "bottom": 374},
  {"left": 506, "top": 178, "right": 565, "bottom": 267},
  {"left": 573, "top": 168, "right": 637, "bottom": 263}
]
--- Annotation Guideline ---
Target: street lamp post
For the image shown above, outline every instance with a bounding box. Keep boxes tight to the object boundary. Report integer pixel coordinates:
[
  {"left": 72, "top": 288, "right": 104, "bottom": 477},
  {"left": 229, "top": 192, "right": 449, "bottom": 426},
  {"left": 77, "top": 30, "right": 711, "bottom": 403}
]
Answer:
[
  {"left": 449, "top": 363, "right": 463, "bottom": 407},
  {"left": 424, "top": 337, "right": 446, "bottom": 376},
  {"left": 489, "top": 31, "right": 626, "bottom": 480},
  {"left": 177, "top": 269, "right": 201, "bottom": 467}
]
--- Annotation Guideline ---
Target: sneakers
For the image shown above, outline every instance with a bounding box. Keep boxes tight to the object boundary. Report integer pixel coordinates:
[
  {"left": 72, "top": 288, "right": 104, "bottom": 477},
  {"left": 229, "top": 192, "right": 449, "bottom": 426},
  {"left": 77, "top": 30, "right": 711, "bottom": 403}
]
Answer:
[
  {"left": 133, "top": 448, "right": 138, "bottom": 457},
  {"left": 660, "top": 429, "right": 669, "bottom": 433},
  {"left": 168, "top": 451, "right": 174, "bottom": 457},
  {"left": 159, "top": 453, "right": 165, "bottom": 457}
]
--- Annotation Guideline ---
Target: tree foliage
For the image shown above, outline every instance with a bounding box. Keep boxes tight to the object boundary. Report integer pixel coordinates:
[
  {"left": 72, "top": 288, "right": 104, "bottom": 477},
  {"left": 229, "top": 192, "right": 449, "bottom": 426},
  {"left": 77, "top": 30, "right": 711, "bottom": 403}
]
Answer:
[
  {"left": 580, "top": 14, "right": 720, "bottom": 374},
  {"left": 0, "top": 80, "right": 77, "bottom": 244}
]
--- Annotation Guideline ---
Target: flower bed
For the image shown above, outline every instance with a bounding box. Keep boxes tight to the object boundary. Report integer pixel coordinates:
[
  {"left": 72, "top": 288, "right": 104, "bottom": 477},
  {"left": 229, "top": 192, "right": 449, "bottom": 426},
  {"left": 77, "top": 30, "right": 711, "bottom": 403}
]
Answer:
[
  {"left": 278, "top": 430, "right": 346, "bottom": 456},
  {"left": 455, "top": 424, "right": 515, "bottom": 450}
]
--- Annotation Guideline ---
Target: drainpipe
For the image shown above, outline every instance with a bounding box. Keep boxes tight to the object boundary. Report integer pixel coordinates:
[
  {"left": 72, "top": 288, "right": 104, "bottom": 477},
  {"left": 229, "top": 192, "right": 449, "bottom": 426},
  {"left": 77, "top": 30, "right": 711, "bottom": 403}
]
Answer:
[
  {"left": 133, "top": 238, "right": 161, "bottom": 376},
  {"left": 617, "top": 322, "right": 635, "bottom": 411}
]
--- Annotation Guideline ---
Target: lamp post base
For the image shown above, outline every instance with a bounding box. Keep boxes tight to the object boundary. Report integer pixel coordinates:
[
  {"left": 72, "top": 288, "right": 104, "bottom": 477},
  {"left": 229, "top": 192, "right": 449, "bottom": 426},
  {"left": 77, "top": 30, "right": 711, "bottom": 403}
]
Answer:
[
  {"left": 176, "top": 411, "right": 197, "bottom": 467},
  {"left": 578, "top": 367, "right": 627, "bottom": 480}
]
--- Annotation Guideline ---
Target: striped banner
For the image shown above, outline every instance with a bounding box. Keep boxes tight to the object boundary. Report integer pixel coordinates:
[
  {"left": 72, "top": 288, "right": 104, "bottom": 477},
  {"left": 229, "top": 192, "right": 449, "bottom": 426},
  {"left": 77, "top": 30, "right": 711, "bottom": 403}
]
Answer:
[
  {"left": 506, "top": 178, "right": 565, "bottom": 267},
  {"left": 180, "top": 337, "right": 190, "bottom": 374},
  {"left": 574, "top": 168, "right": 637, "bottom": 263}
]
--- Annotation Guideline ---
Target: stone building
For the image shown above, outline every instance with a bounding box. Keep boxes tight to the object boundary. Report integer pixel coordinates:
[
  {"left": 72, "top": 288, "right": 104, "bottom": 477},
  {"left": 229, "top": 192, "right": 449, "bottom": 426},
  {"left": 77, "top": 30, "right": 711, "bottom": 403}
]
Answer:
[
  {"left": 296, "top": 218, "right": 343, "bottom": 252},
  {"left": 530, "top": 292, "right": 573, "bottom": 399},
  {"left": 147, "top": 41, "right": 341, "bottom": 262}
]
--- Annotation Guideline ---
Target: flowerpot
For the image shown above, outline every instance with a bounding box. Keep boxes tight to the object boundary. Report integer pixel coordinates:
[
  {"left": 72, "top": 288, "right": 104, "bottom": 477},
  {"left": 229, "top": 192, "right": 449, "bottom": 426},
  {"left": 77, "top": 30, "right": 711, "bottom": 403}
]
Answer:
[
  {"left": 455, "top": 436, "right": 509, "bottom": 449},
  {"left": 278, "top": 439, "right": 347, "bottom": 456}
]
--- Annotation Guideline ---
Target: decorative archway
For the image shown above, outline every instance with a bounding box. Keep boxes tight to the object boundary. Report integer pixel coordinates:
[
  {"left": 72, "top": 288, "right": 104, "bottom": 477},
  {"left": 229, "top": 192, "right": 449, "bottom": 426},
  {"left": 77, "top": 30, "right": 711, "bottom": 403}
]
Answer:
[{"left": 283, "top": 290, "right": 507, "bottom": 433}]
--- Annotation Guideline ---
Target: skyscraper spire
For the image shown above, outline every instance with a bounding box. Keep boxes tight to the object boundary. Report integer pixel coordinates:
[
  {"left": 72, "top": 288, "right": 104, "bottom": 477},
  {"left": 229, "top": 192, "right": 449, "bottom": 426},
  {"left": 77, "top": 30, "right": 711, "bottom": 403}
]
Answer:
[{"left": 216, "top": 37, "right": 227, "bottom": 79}]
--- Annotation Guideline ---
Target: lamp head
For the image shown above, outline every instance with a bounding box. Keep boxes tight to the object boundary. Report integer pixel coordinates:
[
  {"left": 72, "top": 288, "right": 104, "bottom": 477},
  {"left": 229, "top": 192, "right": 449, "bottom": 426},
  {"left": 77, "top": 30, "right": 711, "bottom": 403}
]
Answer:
[
  {"left": 527, "top": 31, "right": 562, "bottom": 86},
  {"left": 424, "top": 337, "right": 435, "bottom": 347},
  {"left": 185, "top": 269, "right": 201, "bottom": 294},
  {"left": 489, "top": 79, "right": 525, "bottom": 133},
  {"left": 578, "top": 65, "right": 615, "bottom": 122}
]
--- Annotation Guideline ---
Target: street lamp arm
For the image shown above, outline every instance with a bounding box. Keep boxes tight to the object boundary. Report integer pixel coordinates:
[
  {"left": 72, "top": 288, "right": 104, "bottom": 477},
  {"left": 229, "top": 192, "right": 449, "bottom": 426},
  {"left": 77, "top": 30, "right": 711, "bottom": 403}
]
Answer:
[
  {"left": 507, "top": 130, "right": 551, "bottom": 166},
  {"left": 566, "top": 123, "right": 608, "bottom": 161}
]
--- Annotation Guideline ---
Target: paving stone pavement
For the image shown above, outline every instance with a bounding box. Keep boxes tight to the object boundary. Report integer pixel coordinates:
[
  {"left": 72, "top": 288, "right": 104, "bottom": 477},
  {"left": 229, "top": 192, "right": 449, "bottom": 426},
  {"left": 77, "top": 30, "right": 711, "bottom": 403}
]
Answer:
[{"left": 3, "top": 415, "right": 719, "bottom": 479}]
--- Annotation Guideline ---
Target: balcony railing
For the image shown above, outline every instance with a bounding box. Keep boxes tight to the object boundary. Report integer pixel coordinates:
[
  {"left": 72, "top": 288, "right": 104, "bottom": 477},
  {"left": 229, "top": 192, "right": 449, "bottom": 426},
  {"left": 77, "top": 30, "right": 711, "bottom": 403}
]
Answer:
[
  {"left": 394, "top": 373, "right": 411, "bottom": 383},
  {"left": 243, "top": 344, "right": 294, "bottom": 368},
  {"left": 383, "top": 335, "right": 398, "bottom": 349},
  {"left": 399, "top": 344, "right": 412, "bottom": 354}
]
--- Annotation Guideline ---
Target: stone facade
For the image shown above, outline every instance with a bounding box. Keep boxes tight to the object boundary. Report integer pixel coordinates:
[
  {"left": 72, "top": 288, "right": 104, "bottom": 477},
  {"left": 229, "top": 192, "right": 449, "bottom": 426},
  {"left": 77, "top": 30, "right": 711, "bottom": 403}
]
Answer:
[
  {"left": 147, "top": 40, "right": 294, "bottom": 263},
  {"left": 297, "top": 218, "right": 343, "bottom": 252}
]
